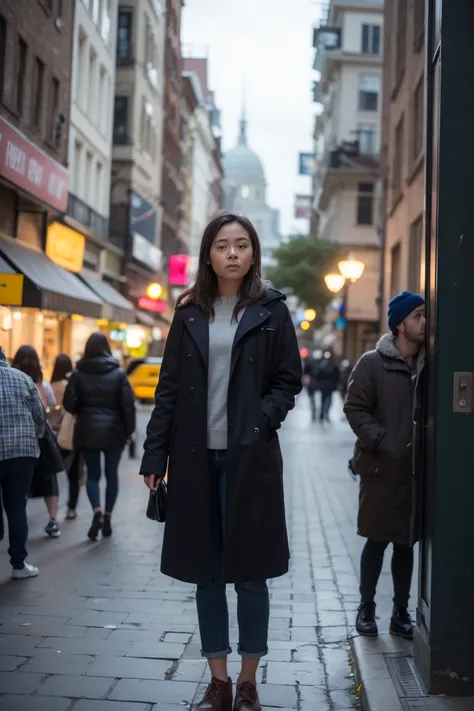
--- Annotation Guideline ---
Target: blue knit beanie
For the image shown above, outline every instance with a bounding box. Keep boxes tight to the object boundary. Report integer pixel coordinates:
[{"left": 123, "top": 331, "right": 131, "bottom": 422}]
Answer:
[{"left": 388, "top": 291, "right": 425, "bottom": 334}]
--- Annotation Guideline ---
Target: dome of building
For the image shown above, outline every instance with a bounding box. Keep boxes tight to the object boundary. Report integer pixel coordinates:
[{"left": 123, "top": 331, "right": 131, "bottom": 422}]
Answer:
[{"left": 223, "top": 112, "right": 266, "bottom": 187}]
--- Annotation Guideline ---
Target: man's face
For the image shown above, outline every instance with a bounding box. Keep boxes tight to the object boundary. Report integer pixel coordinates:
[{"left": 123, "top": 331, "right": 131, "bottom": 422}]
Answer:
[{"left": 400, "top": 305, "right": 426, "bottom": 345}]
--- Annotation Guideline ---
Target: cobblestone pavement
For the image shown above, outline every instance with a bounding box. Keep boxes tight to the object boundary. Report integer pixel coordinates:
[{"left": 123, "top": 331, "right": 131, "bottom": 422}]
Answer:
[{"left": 0, "top": 398, "right": 416, "bottom": 710}]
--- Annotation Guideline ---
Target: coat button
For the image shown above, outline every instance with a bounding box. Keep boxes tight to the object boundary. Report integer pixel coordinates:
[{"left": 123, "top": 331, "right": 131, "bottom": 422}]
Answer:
[
  {"left": 190, "top": 386, "right": 195, "bottom": 393},
  {"left": 254, "top": 427, "right": 260, "bottom": 434},
  {"left": 189, "top": 317, "right": 194, "bottom": 322},
  {"left": 248, "top": 358, "right": 254, "bottom": 364},
  {"left": 191, "top": 446, "right": 197, "bottom": 453},
  {"left": 187, "top": 354, "right": 192, "bottom": 359}
]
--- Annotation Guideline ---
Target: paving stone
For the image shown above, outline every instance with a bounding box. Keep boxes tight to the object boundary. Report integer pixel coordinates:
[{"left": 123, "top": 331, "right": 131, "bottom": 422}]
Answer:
[
  {"left": 318, "top": 610, "right": 347, "bottom": 627},
  {"left": 266, "top": 661, "right": 326, "bottom": 686},
  {"left": 37, "top": 673, "right": 113, "bottom": 698},
  {"left": 330, "top": 688, "right": 357, "bottom": 709},
  {"left": 293, "top": 645, "right": 320, "bottom": 662},
  {"left": 291, "top": 613, "right": 318, "bottom": 627},
  {"left": 0, "top": 620, "right": 87, "bottom": 637},
  {"left": 109, "top": 678, "right": 198, "bottom": 704},
  {"left": 107, "top": 628, "right": 166, "bottom": 644},
  {"left": 86, "top": 655, "right": 171, "bottom": 679},
  {"left": 258, "top": 683, "right": 298, "bottom": 708},
  {"left": 162, "top": 631, "right": 192, "bottom": 644},
  {"left": 0, "top": 634, "right": 44, "bottom": 655},
  {"left": 83, "top": 627, "right": 113, "bottom": 639},
  {"left": 299, "top": 685, "right": 330, "bottom": 710},
  {"left": 0, "top": 655, "right": 27, "bottom": 670},
  {"left": 174, "top": 659, "right": 207, "bottom": 682},
  {"left": 19, "top": 651, "right": 95, "bottom": 675},
  {"left": 125, "top": 641, "right": 185, "bottom": 659},
  {"left": 38, "top": 636, "right": 131, "bottom": 656},
  {"left": 0, "top": 696, "right": 71, "bottom": 711},
  {"left": 0, "top": 670, "right": 44, "bottom": 694},
  {"left": 73, "top": 702, "right": 149, "bottom": 711}
]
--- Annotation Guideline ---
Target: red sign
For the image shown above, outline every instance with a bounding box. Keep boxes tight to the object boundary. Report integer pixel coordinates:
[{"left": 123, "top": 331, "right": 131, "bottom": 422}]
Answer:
[
  {"left": 138, "top": 296, "right": 168, "bottom": 314},
  {"left": 169, "top": 254, "right": 189, "bottom": 286},
  {"left": 0, "top": 116, "right": 68, "bottom": 212},
  {"left": 294, "top": 195, "right": 312, "bottom": 220}
]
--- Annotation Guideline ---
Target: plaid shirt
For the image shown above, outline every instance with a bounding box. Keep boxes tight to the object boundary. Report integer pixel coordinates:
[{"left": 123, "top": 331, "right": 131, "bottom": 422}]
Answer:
[{"left": 0, "top": 348, "right": 45, "bottom": 462}]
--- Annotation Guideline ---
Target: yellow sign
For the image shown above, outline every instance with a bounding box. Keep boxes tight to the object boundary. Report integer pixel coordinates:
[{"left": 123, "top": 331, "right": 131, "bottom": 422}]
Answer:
[
  {"left": 0, "top": 274, "right": 24, "bottom": 306},
  {"left": 46, "top": 222, "right": 85, "bottom": 273}
]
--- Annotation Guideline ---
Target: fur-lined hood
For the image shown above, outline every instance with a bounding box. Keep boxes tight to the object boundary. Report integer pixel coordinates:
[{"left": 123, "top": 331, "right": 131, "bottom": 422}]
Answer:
[{"left": 376, "top": 332, "right": 425, "bottom": 371}]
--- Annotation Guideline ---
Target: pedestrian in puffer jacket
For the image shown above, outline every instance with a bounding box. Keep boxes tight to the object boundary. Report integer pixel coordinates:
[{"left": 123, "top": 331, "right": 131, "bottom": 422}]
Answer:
[{"left": 64, "top": 333, "right": 136, "bottom": 541}]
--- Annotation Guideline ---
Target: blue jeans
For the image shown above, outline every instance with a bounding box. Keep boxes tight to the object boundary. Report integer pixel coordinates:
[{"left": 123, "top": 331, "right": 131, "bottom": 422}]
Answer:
[
  {"left": 196, "top": 450, "right": 270, "bottom": 659},
  {"left": 0, "top": 457, "right": 36, "bottom": 569},
  {"left": 82, "top": 449, "right": 122, "bottom": 513}
]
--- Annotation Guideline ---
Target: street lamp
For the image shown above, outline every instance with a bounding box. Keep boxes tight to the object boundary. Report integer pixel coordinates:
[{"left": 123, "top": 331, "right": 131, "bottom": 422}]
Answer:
[
  {"left": 304, "top": 308, "right": 317, "bottom": 321},
  {"left": 324, "top": 254, "right": 366, "bottom": 359},
  {"left": 338, "top": 254, "right": 365, "bottom": 283},
  {"left": 324, "top": 273, "right": 346, "bottom": 293}
]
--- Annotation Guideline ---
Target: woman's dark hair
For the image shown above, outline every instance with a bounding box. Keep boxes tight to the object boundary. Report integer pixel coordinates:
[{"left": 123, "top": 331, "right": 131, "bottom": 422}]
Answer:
[
  {"left": 51, "top": 353, "right": 73, "bottom": 383},
  {"left": 83, "top": 332, "right": 112, "bottom": 359},
  {"left": 12, "top": 345, "right": 43, "bottom": 384},
  {"left": 178, "top": 212, "right": 265, "bottom": 319}
]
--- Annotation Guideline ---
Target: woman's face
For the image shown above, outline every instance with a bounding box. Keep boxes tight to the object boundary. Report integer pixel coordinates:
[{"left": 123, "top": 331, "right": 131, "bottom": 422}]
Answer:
[{"left": 209, "top": 222, "right": 254, "bottom": 284}]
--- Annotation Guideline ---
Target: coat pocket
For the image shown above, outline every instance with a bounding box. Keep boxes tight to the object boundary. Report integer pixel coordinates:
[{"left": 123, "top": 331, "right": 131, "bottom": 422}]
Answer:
[{"left": 353, "top": 450, "right": 381, "bottom": 476}]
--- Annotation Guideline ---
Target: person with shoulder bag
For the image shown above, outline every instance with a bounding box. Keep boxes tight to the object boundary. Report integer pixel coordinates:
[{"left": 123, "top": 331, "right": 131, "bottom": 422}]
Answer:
[
  {"left": 141, "top": 213, "right": 302, "bottom": 711},
  {"left": 0, "top": 346, "right": 45, "bottom": 578},
  {"left": 64, "top": 333, "right": 136, "bottom": 540}
]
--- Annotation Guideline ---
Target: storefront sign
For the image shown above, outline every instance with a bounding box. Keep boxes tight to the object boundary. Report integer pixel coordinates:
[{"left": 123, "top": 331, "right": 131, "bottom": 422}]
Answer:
[
  {"left": 298, "top": 152, "right": 316, "bottom": 176},
  {"left": 132, "top": 233, "right": 162, "bottom": 270},
  {"left": 0, "top": 273, "right": 24, "bottom": 305},
  {"left": 130, "top": 191, "right": 158, "bottom": 244},
  {"left": 0, "top": 117, "right": 68, "bottom": 212},
  {"left": 169, "top": 254, "right": 189, "bottom": 286},
  {"left": 294, "top": 195, "right": 312, "bottom": 219},
  {"left": 46, "top": 222, "right": 85, "bottom": 273},
  {"left": 138, "top": 296, "right": 167, "bottom": 313}
]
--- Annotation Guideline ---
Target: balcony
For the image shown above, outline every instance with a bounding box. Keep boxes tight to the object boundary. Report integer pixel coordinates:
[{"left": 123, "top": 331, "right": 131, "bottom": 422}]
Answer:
[
  {"left": 67, "top": 193, "right": 109, "bottom": 242},
  {"left": 315, "top": 140, "right": 380, "bottom": 210}
]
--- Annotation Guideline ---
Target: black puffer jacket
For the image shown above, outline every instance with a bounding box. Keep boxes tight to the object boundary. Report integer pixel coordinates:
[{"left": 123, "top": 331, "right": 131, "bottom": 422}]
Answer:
[{"left": 63, "top": 356, "right": 136, "bottom": 451}]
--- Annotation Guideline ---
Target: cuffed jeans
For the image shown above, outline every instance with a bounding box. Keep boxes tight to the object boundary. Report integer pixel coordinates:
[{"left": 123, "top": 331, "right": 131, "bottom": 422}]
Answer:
[
  {"left": 360, "top": 539, "right": 414, "bottom": 609},
  {"left": 82, "top": 449, "right": 122, "bottom": 513},
  {"left": 0, "top": 457, "right": 36, "bottom": 569},
  {"left": 196, "top": 449, "right": 270, "bottom": 659}
]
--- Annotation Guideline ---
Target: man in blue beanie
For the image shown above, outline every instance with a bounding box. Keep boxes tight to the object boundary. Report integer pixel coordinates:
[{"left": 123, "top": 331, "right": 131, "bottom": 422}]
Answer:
[{"left": 344, "top": 291, "right": 425, "bottom": 639}]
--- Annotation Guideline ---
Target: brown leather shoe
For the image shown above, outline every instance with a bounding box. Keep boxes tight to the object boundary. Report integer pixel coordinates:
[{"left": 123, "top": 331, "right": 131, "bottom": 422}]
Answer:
[
  {"left": 234, "top": 681, "right": 262, "bottom": 711},
  {"left": 193, "top": 676, "right": 233, "bottom": 710}
]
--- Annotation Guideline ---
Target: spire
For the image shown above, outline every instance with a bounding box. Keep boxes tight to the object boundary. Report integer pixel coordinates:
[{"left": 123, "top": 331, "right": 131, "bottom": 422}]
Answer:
[{"left": 238, "top": 85, "right": 247, "bottom": 146}]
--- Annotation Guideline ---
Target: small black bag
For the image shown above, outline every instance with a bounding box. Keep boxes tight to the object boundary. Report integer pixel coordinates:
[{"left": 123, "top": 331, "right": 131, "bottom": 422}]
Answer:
[
  {"left": 146, "top": 479, "right": 167, "bottom": 523},
  {"left": 36, "top": 421, "right": 65, "bottom": 478}
]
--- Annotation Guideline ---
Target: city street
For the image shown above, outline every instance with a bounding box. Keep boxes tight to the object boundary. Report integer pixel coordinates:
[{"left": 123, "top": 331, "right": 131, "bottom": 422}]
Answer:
[{"left": 0, "top": 398, "right": 416, "bottom": 711}]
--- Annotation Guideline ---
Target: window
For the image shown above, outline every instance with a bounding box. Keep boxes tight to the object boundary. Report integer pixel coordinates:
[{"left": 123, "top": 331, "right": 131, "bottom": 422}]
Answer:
[
  {"left": 144, "top": 14, "right": 158, "bottom": 89},
  {"left": 32, "top": 58, "right": 44, "bottom": 129},
  {"left": 117, "top": 9, "right": 133, "bottom": 62},
  {"left": 85, "top": 151, "right": 93, "bottom": 204},
  {"left": 358, "top": 75, "right": 380, "bottom": 112},
  {"left": 95, "top": 161, "right": 103, "bottom": 212},
  {"left": 99, "top": 66, "right": 107, "bottom": 133},
  {"left": 390, "top": 243, "right": 402, "bottom": 297},
  {"left": 113, "top": 96, "right": 128, "bottom": 143},
  {"left": 48, "top": 77, "right": 59, "bottom": 143},
  {"left": 413, "top": 76, "right": 424, "bottom": 160},
  {"left": 0, "top": 16, "right": 7, "bottom": 101},
  {"left": 140, "top": 99, "right": 156, "bottom": 159},
  {"left": 74, "top": 140, "right": 83, "bottom": 196},
  {"left": 356, "top": 183, "right": 374, "bottom": 225},
  {"left": 361, "top": 24, "right": 381, "bottom": 54},
  {"left": 76, "top": 31, "right": 86, "bottom": 108},
  {"left": 413, "top": 0, "right": 425, "bottom": 51},
  {"left": 408, "top": 216, "right": 423, "bottom": 293},
  {"left": 393, "top": 116, "right": 404, "bottom": 199},
  {"left": 101, "top": 0, "right": 111, "bottom": 43},
  {"left": 357, "top": 124, "right": 377, "bottom": 155},
  {"left": 395, "top": 0, "right": 407, "bottom": 85},
  {"left": 16, "top": 37, "right": 28, "bottom": 116},
  {"left": 88, "top": 48, "right": 97, "bottom": 123},
  {"left": 92, "top": 0, "right": 100, "bottom": 25}
]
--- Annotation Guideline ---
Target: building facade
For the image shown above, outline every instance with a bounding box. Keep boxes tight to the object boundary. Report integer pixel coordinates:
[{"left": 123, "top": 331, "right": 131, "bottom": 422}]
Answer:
[
  {"left": 160, "top": 0, "right": 183, "bottom": 260},
  {"left": 0, "top": 0, "right": 105, "bottom": 374},
  {"left": 380, "top": 0, "right": 425, "bottom": 318},
  {"left": 111, "top": 0, "right": 170, "bottom": 345},
  {"left": 312, "top": 0, "right": 384, "bottom": 361},
  {"left": 223, "top": 110, "right": 282, "bottom": 274}
]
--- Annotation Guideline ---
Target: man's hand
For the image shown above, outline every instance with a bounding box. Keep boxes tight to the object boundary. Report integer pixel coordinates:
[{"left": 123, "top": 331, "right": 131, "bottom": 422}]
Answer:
[{"left": 143, "top": 474, "right": 161, "bottom": 491}]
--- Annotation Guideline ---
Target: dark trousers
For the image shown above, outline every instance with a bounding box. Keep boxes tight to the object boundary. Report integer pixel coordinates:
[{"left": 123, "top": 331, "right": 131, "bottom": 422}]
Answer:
[
  {"left": 196, "top": 449, "right": 270, "bottom": 658},
  {"left": 60, "top": 449, "right": 81, "bottom": 511},
  {"left": 360, "top": 539, "right": 414, "bottom": 609},
  {"left": 0, "top": 457, "right": 36, "bottom": 569},
  {"left": 321, "top": 391, "right": 333, "bottom": 420},
  {"left": 307, "top": 389, "right": 317, "bottom": 420},
  {"left": 82, "top": 449, "right": 122, "bottom": 513}
]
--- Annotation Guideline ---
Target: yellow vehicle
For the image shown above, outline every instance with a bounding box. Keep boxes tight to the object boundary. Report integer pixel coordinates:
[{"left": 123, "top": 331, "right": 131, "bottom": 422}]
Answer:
[{"left": 126, "top": 357, "right": 163, "bottom": 402}]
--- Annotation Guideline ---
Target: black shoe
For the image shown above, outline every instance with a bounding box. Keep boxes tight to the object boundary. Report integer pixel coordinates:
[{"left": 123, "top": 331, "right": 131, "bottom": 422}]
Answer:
[
  {"left": 88, "top": 511, "right": 103, "bottom": 541},
  {"left": 390, "top": 606, "right": 414, "bottom": 640},
  {"left": 102, "top": 514, "right": 112, "bottom": 538},
  {"left": 356, "top": 602, "right": 378, "bottom": 636}
]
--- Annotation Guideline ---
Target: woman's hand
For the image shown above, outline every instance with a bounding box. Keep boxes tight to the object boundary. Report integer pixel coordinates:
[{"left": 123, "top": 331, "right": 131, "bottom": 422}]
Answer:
[{"left": 143, "top": 474, "right": 160, "bottom": 491}]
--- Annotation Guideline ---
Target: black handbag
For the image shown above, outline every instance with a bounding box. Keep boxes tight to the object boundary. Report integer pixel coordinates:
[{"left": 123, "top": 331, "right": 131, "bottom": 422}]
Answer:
[
  {"left": 146, "top": 479, "right": 167, "bottom": 522},
  {"left": 36, "top": 421, "right": 65, "bottom": 478}
]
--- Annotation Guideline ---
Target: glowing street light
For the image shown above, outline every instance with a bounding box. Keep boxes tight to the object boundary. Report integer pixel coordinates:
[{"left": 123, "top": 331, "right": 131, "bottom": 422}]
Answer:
[
  {"left": 304, "top": 308, "right": 317, "bottom": 322},
  {"left": 324, "top": 273, "right": 346, "bottom": 294},
  {"left": 300, "top": 320, "right": 311, "bottom": 331},
  {"left": 146, "top": 282, "right": 163, "bottom": 299},
  {"left": 338, "top": 254, "right": 365, "bottom": 283}
]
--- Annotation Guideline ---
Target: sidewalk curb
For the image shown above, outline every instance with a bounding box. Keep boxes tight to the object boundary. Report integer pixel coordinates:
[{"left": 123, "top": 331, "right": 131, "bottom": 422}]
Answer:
[{"left": 351, "top": 633, "right": 410, "bottom": 711}]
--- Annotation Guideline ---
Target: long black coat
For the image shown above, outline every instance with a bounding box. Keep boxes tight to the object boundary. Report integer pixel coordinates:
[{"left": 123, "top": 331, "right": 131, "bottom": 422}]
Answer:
[
  {"left": 344, "top": 333, "right": 424, "bottom": 547},
  {"left": 140, "top": 289, "right": 303, "bottom": 584},
  {"left": 64, "top": 356, "right": 136, "bottom": 451}
]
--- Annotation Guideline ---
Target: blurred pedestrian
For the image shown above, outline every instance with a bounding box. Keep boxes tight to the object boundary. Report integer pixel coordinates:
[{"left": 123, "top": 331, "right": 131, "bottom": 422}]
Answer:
[
  {"left": 51, "top": 354, "right": 83, "bottom": 521},
  {"left": 344, "top": 291, "right": 425, "bottom": 640},
  {"left": 315, "top": 351, "right": 340, "bottom": 422},
  {"left": 64, "top": 333, "right": 136, "bottom": 540},
  {"left": 303, "top": 355, "right": 318, "bottom": 421},
  {"left": 141, "top": 212, "right": 302, "bottom": 711},
  {"left": 12, "top": 345, "right": 61, "bottom": 538},
  {"left": 0, "top": 345, "right": 45, "bottom": 578}
]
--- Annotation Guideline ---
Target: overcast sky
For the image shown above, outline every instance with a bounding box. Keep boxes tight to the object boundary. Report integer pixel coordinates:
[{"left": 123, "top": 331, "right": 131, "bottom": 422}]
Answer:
[{"left": 181, "top": 0, "right": 322, "bottom": 236}]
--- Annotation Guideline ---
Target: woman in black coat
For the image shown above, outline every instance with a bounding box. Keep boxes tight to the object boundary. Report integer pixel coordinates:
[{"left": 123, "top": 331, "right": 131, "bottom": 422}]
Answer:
[
  {"left": 141, "top": 213, "right": 302, "bottom": 711},
  {"left": 64, "top": 333, "right": 135, "bottom": 541}
]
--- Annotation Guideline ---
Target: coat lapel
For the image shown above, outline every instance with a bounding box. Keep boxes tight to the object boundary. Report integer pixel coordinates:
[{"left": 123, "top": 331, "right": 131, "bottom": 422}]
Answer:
[
  {"left": 230, "top": 300, "right": 271, "bottom": 379},
  {"left": 183, "top": 304, "right": 209, "bottom": 368}
]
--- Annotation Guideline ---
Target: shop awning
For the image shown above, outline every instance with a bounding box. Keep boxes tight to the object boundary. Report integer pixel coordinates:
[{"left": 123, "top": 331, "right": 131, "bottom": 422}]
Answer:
[
  {"left": 79, "top": 274, "right": 135, "bottom": 324},
  {"left": 0, "top": 255, "right": 14, "bottom": 273},
  {"left": 136, "top": 310, "right": 171, "bottom": 327},
  {"left": 0, "top": 236, "right": 103, "bottom": 318}
]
